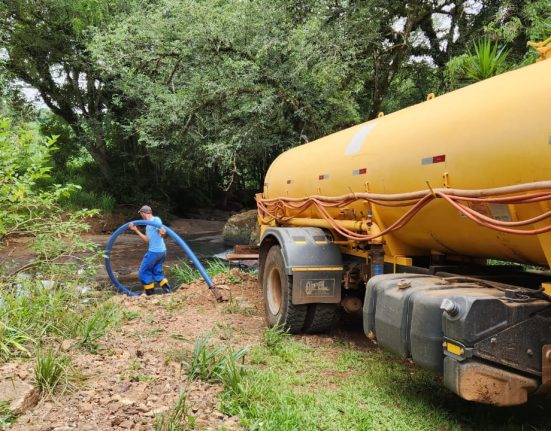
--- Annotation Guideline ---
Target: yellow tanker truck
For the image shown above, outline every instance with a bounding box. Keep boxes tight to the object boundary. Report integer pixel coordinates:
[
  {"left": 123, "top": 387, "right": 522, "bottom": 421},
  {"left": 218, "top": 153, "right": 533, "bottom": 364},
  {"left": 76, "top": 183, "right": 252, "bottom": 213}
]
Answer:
[{"left": 255, "top": 46, "right": 551, "bottom": 406}]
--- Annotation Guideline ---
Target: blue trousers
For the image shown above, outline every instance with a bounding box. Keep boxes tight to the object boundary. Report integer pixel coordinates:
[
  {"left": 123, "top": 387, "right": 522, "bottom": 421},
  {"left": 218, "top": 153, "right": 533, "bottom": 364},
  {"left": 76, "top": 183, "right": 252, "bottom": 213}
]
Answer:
[{"left": 138, "top": 251, "right": 167, "bottom": 285}]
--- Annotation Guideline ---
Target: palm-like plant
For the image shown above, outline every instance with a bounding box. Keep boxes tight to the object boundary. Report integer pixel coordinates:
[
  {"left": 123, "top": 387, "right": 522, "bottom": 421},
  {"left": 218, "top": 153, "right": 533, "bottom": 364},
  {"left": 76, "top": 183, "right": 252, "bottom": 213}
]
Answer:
[{"left": 462, "top": 37, "right": 510, "bottom": 82}]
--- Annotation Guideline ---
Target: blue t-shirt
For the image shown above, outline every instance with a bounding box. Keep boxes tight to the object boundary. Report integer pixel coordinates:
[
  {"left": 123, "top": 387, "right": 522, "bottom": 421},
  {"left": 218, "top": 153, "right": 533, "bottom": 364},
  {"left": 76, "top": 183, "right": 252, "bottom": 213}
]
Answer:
[{"left": 146, "top": 216, "right": 167, "bottom": 252}]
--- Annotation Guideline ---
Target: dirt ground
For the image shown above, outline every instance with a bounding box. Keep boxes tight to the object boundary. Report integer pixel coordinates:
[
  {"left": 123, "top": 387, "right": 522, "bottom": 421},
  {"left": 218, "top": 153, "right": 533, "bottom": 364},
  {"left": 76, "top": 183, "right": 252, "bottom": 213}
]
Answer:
[
  {"left": 0, "top": 217, "right": 372, "bottom": 431},
  {"left": 3, "top": 271, "right": 264, "bottom": 431}
]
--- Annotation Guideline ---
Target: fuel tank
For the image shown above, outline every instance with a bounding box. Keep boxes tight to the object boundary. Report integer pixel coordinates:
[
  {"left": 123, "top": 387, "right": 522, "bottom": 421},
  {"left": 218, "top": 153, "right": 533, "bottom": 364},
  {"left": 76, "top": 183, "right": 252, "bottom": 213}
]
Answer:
[{"left": 262, "top": 59, "right": 551, "bottom": 267}]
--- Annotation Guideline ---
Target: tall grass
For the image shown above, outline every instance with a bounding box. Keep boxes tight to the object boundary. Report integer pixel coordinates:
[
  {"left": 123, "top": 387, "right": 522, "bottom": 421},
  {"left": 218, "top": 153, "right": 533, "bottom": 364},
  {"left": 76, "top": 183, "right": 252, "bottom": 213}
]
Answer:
[
  {"left": 170, "top": 259, "right": 229, "bottom": 285},
  {"left": 154, "top": 390, "right": 192, "bottom": 431},
  {"left": 34, "top": 349, "right": 73, "bottom": 396},
  {"left": 186, "top": 335, "right": 248, "bottom": 390},
  {"left": 75, "top": 302, "right": 122, "bottom": 352},
  {"left": 59, "top": 189, "right": 116, "bottom": 213},
  {"left": 0, "top": 281, "right": 121, "bottom": 361}
]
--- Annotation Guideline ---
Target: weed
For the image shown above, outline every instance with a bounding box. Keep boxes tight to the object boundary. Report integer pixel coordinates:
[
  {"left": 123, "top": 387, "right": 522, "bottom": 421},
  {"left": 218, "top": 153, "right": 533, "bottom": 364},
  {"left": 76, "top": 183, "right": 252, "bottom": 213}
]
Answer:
[
  {"left": 170, "top": 259, "right": 230, "bottom": 286},
  {"left": 75, "top": 302, "right": 122, "bottom": 352},
  {"left": 122, "top": 310, "right": 140, "bottom": 321},
  {"left": 206, "top": 259, "right": 229, "bottom": 278},
  {"left": 227, "top": 272, "right": 242, "bottom": 284},
  {"left": 125, "top": 359, "right": 156, "bottom": 382},
  {"left": 59, "top": 190, "right": 116, "bottom": 213},
  {"left": 263, "top": 324, "right": 290, "bottom": 349},
  {"left": 170, "top": 262, "right": 199, "bottom": 285},
  {"left": 153, "top": 389, "right": 192, "bottom": 431},
  {"left": 213, "top": 322, "right": 233, "bottom": 341},
  {"left": 161, "top": 298, "right": 184, "bottom": 312},
  {"left": 219, "top": 346, "right": 248, "bottom": 396},
  {"left": 34, "top": 349, "right": 73, "bottom": 396},
  {"left": 222, "top": 297, "right": 256, "bottom": 316},
  {"left": 0, "top": 400, "right": 18, "bottom": 428},
  {"left": 0, "top": 321, "right": 33, "bottom": 361},
  {"left": 186, "top": 335, "right": 248, "bottom": 386}
]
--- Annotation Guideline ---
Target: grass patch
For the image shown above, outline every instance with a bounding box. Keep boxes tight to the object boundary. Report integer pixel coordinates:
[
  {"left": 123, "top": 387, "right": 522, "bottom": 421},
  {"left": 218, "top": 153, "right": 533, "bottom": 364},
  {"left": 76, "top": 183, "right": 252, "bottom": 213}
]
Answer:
[
  {"left": 154, "top": 389, "right": 194, "bottom": 431},
  {"left": 170, "top": 259, "right": 230, "bottom": 285},
  {"left": 125, "top": 359, "right": 157, "bottom": 383},
  {"left": 34, "top": 348, "right": 74, "bottom": 397},
  {"left": 186, "top": 335, "right": 248, "bottom": 388},
  {"left": 75, "top": 302, "right": 122, "bottom": 352},
  {"left": 0, "top": 400, "right": 18, "bottom": 429},
  {"left": 222, "top": 296, "right": 256, "bottom": 316},
  {"left": 59, "top": 190, "right": 116, "bottom": 213},
  {"left": 0, "top": 321, "right": 33, "bottom": 361},
  {"left": 0, "top": 281, "right": 121, "bottom": 362},
  {"left": 219, "top": 328, "right": 551, "bottom": 431}
]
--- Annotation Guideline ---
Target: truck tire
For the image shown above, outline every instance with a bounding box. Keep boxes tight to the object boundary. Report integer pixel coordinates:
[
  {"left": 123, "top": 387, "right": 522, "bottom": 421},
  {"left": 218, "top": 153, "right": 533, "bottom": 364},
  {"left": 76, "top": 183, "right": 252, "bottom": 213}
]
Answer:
[
  {"left": 263, "top": 245, "right": 307, "bottom": 333},
  {"left": 303, "top": 304, "right": 337, "bottom": 334}
]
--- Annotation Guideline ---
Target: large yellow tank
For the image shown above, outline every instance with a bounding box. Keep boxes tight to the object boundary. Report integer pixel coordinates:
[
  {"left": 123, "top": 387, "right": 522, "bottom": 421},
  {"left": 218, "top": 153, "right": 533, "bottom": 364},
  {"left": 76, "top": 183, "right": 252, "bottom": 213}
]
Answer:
[{"left": 262, "top": 59, "right": 551, "bottom": 268}]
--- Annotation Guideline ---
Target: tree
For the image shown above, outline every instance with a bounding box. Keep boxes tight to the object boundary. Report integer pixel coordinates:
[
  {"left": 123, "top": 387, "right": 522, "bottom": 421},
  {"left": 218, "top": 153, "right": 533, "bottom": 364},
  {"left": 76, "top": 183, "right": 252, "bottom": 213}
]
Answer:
[
  {"left": 0, "top": 0, "right": 134, "bottom": 181},
  {"left": 91, "top": 0, "right": 361, "bottom": 204}
]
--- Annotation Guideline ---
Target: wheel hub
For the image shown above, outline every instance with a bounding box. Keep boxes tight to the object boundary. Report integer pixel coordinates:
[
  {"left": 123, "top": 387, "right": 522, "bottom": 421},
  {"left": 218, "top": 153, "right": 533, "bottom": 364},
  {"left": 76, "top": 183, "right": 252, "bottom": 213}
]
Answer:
[{"left": 267, "top": 267, "right": 282, "bottom": 315}]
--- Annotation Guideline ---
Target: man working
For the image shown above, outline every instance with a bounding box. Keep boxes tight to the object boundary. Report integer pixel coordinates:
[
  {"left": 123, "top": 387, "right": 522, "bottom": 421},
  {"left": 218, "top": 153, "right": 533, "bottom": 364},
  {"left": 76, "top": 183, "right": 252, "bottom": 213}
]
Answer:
[{"left": 129, "top": 205, "right": 172, "bottom": 295}]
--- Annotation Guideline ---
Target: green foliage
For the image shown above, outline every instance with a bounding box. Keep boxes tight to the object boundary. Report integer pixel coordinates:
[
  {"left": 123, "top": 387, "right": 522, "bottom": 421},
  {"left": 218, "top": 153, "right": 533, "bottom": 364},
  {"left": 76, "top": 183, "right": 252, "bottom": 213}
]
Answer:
[
  {"left": 0, "top": 277, "right": 121, "bottom": 362},
  {"left": 75, "top": 302, "right": 122, "bottom": 352},
  {"left": 2, "top": 0, "right": 539, "bottom": 208},
  {"left": 263, "top": 324, "right": 291, "bottom": 350},
  {"left": 222, "top": 296, "right": 256, "bottom": 316},
  {"left": 59, "top": 190, "right": 116, "bottom": 213},
  {"left": 446, "top": 38, "right": 511, "bottom": 89},
  {"left": 186, "top": 335, "right": 248, "bottom": 387},
  {"left": 0, "top": 320, "right": 33, "bottom": 361},
  {"left": 0, "top": 400, "right": 18, "bottom": 429},
  {"left": 170, "top": 259, "right": 229, "bottom": 285},
  {"left": 220, "top": 336, "right": 551, "bottom": 431},
  {"left": 170, "top": 262, "right": 200, "bottom": 285},
  {"left": 463, "top": 38, "right": 510, "bottom": 82},
  {"left": 0, "top": 118, "right": 98, "bottom": 248},
  {"left": 154, "top": 390, "right": 192, "bottom": 431},
  {"left": 34, "top": 349, "right": 73, "bottom": 397}
]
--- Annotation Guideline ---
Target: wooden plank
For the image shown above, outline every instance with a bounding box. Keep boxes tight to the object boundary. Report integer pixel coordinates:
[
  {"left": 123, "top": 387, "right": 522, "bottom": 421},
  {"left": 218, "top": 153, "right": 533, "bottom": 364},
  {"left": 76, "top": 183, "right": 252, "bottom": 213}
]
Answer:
[
  {"left": 227, "top": 253, "right": 259, "bottom": 261},
  {"left": 233, "top": 244, "right": 260, "bottom": 254}
]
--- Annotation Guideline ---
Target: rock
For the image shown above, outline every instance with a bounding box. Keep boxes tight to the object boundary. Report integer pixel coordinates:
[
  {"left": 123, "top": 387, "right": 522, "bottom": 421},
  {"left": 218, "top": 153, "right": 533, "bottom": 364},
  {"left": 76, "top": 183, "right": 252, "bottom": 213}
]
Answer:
[
  {"left": 111, "top": 416, "right": 124, "bottom": 426},
  {"left": 17, "top": 370, "right": 29, "bottom": 380},
  {"left": 78, "top": 404, "right": 94, "bottom": 414},
  {"left": 222, "top": 209, "right": 259, "bottom": 245},
  {"left": 61, "top": 339, "right": 73, "bottom": 352},
  {"left": 0, "top": 379, "right": 39, "bottom": 414},
  {"left": 119, "top": 419, "right": 134, "bottom": 428}
]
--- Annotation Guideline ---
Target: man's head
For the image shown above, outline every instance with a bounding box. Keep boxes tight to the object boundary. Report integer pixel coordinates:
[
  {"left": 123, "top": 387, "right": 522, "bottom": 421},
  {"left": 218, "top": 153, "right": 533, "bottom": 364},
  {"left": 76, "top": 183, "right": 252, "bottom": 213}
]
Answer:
[{"left": 138, "top": 205, "right": 153, "bottom": 220}]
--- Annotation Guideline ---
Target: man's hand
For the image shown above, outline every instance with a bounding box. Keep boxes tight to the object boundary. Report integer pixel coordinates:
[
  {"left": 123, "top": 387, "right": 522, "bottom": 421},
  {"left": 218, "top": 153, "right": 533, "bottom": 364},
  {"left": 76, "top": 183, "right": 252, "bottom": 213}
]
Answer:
[
  {"left": 159, "top": 227, "right": 167, "bottom": 238},
  {"left": 128, "top": 223, "right": 138, "bottom": 232}
]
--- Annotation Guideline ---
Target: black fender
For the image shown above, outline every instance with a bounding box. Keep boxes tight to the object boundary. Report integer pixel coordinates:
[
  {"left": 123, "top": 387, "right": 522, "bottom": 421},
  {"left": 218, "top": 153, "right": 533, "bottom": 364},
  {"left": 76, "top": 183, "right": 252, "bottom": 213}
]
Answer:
[{"left": 259, "top": 227, "right": 343, "bottom": 304}]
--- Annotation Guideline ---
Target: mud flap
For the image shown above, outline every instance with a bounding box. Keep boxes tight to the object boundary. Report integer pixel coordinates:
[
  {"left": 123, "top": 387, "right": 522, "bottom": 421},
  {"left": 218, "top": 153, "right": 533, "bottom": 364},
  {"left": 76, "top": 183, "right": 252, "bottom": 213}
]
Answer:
[{"left": 292, "top": 270, "right": 342, "bottom": 305}]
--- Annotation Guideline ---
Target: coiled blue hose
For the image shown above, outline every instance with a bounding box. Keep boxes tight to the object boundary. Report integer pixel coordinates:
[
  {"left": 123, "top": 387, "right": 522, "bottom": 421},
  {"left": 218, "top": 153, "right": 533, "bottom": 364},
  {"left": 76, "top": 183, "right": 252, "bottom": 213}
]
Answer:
[{"left": 104, "top": 220, "right": 215, "bottom": 296}]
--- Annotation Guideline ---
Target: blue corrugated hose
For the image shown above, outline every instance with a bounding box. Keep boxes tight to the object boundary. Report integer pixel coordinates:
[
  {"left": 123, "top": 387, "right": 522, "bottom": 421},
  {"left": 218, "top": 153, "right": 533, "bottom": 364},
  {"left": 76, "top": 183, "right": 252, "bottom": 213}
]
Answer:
[{"left": 104, "top": 220, "right": 215, "bottom": 296}]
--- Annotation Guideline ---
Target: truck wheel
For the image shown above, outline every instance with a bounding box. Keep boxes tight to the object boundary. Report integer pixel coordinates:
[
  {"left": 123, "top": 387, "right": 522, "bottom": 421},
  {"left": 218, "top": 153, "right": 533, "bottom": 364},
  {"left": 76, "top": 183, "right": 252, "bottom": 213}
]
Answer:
[
  {"left": 303, "top": 304, "right": 337, "bottom": 333},
  {"left": 263, "top": 245, "right": 307, "bottom": 333}
]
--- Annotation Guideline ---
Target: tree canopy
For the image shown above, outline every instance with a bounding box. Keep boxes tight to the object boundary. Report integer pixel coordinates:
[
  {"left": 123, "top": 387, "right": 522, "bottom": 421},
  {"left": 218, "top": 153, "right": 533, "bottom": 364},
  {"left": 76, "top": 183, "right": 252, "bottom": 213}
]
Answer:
[{"left": 1, "top": 0, "right": 549, "bottom": 211}]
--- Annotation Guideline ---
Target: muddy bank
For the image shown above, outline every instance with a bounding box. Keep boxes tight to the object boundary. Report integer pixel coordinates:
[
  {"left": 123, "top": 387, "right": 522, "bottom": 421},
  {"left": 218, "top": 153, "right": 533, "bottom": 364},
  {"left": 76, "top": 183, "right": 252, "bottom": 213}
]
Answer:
[{"left": 0, "top": 218, "right": 229, "bottom": 287}]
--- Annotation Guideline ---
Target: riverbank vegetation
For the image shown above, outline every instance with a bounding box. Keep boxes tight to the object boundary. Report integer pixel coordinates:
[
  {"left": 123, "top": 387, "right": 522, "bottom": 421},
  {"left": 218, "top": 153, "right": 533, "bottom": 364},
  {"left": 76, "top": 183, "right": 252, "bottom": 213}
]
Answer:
[{"left": 1, "top": 0, "right": 548, "bottom": 212}]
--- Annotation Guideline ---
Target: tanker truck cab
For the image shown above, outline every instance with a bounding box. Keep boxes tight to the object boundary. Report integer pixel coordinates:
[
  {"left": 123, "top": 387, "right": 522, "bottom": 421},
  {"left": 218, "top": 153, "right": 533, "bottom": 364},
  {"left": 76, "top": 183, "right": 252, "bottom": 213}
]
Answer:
[{"left": 256, "top": 55, "right": 551, "bottom": 407}]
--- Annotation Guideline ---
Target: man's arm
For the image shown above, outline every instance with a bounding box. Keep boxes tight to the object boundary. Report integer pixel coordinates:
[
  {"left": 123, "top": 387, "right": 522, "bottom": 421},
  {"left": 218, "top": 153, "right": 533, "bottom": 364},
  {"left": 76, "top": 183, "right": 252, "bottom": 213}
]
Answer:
[{"left": 129, "top": 223, "right": 149, "bottom": 243}]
